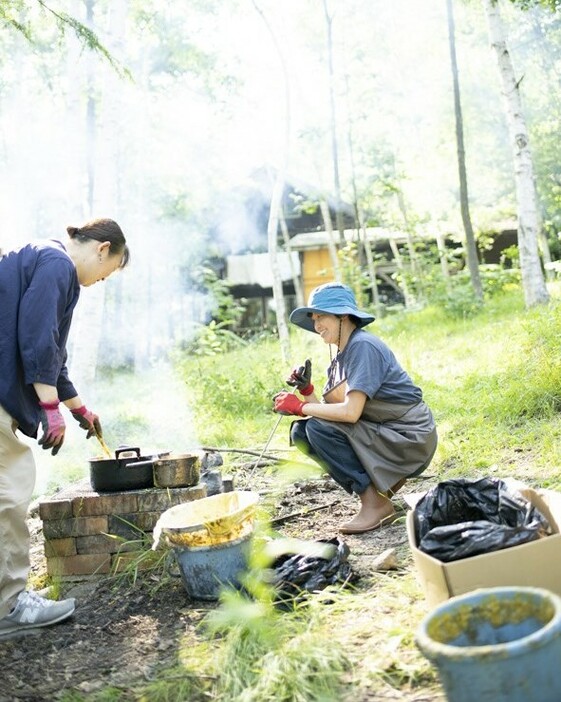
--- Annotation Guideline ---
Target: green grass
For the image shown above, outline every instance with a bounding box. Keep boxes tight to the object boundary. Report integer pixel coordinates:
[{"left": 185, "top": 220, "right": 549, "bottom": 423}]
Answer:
[
  {"left": 166, "top": 286, "right": 561, "bottom": 700},
  {"left": 167, "top": 286, "right": 561, "bottom": 489},
  {"left": 46, "top": 284, "right": 561, "bottom": 700}
]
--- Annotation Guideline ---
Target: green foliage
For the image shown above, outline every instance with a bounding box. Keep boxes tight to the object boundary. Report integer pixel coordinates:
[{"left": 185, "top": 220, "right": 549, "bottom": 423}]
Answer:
[
  {"left": 442, "top": 282, "right": 484, "bottom": 320},
  {"left": 0, "top": 0, "right": 32, "bottom": 40},
  {"left": 110, "top": 411, "right": 150, "bottom": 439},
  {"left": 196, "top": 265, "right": 246, "bottom": 327},
  {"left": 338, "top": 242, "right": 372, "bottom": 309},
  {"left": 128, "top": 528, "right": 352, "bottom": 702},
  {"left": 508, "top": 0, "right": 561, "bottom": 10},
  {"left": 289, "top": 192, "right": 320, "bottom": 216},
  {"left": 195, "top": 533, "right": 351, "bottom": 702},
  {"left": 185, "top": 319, "right": 249, "bottom": 357},
  {"left": 182, "top": 266, "right": 247, "bottom": 357},
  {"left": 209, "top": 607, "right": 350, "bottom": 701},
  {"left": 418, "top": 265, "right": 522, "bottom": 320},
  {"left": 499, "top": 245, "right": 520, "bottom": 268},
  {"left": 109, "top": 530, "right": 171, "bottom": 589},
  {"left": 58, "top": 686, "right": 124, "bottom": 702},
  {"left": 130, "top": 0, "right": 239, "bottom": 99},
  {"left": 174, "top": 336, "right": 283, "bottom": 444},
  {"left": 464, "top": 300, "right": 561, "bottom": 422},
  {"left": 135, "top": 668, "right": 208, "bottom": 702},
  {"left": 0, "top": 0, "right": 130, "bottom": 77},
  {"left": 394, "top": 289, "right": 561, "bottom": 480}
]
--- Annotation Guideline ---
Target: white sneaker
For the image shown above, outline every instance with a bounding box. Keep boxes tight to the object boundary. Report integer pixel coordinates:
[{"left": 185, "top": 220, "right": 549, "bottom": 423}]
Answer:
[{"left": 0, "top": 591, "right": 75, "bottom": 636}]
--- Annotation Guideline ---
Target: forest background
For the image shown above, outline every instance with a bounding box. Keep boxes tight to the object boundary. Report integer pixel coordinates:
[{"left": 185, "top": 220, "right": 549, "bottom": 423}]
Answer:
[
  {"left": 4, "top": 3, "right": 561, "bottom": 699},
  {"left": 1, "top": 0, "right": 561, "bottom": 491}
]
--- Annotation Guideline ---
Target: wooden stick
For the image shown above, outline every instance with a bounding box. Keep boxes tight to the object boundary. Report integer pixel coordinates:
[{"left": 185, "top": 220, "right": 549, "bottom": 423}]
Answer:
[
  {"left": 96, "top": 432, "right": 112, "bottom": 458},
  {"left": 270, "top": 499, "right": 341, "bottom": 526},
  {"left": 198, "top": 446, "right": 287, "bottom": 460}
]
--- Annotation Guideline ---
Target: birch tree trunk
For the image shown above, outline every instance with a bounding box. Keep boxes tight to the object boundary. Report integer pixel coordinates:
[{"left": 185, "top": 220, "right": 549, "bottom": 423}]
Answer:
[
  {"left": 482, "top": 0, "right": 549, "bottom": 307},
  {"left": 322, "top": 0, "right": 346, "bottom": 245},
  {"left": 253, "top": 1, "right": 291, "bottom": 363},
  {"left": 447, "top": 0, "right": 483, "bottom": 301},
  {"left": 267, "top": 175, "right": 290, "bottom": 363},
  {"left": 344, "top": 72, "right": 381, "bottom": 316}
]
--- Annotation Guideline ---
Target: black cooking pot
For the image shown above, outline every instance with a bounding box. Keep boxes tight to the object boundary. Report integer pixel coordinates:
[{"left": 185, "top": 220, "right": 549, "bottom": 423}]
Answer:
[{"left": 89, "top": 447, "right": 155, "bottom": 492}]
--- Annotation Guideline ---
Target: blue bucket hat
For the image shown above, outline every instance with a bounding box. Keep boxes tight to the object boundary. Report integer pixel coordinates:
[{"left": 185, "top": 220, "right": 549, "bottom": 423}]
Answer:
[{"left": 289, "top": 282, "right": 375, "bottom": 334}]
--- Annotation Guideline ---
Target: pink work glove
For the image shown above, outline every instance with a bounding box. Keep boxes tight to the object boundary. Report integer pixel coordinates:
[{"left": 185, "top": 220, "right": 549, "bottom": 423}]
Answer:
[
  {"left": 286, "top": 359, "right": 314, "bottom": 396},
  {"left": 71, "top": 405, "right": 102, "bottom": 439},
  {"left": 38, "top": 400, "right": 65, "bottom": 456},
  {"left": 273, "top": 391, "right": 306, "bottom": 417}
]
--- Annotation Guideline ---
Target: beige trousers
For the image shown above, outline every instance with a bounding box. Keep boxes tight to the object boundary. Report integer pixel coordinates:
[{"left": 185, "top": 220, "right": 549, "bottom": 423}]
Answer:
[{"left": 0, "top": 404, "right": 36, "bottom": 618}]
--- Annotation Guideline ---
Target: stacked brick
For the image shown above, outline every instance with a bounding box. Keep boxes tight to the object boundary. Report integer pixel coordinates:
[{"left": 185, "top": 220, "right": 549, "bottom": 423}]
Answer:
[{"left": 38, "top": 478, "right": 207, "bottom": 578}]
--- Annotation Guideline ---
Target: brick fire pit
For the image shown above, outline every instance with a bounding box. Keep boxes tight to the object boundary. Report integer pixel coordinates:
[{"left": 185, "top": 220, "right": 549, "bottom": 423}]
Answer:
[{"left": 38, "top": 478, "right": 208, "bottom": 578}]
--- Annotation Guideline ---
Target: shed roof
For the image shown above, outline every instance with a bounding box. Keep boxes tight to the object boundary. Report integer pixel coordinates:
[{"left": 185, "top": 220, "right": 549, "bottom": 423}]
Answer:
[{"left": 288, "top": 227, "right": 406, "bottom": 251}]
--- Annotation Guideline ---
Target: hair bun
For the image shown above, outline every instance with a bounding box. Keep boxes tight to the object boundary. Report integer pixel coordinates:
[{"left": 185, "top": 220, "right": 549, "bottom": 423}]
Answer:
[{"left": 66, "top": 226, "right": 80, "bottom": 237}]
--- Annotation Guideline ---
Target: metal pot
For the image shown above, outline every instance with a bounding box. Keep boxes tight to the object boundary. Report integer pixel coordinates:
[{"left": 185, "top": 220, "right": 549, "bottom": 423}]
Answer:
[
  {"left": 89, "top": 447, "right": 155, "bottom": 493},
  {"left": 152, "top": 453, "right": 201, "bottom": 488}
]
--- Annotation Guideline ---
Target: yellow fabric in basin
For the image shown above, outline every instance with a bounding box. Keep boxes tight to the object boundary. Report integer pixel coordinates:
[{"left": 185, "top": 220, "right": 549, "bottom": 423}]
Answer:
[{"left": 153, "top": 490, "right": 259, "bottom": 549}]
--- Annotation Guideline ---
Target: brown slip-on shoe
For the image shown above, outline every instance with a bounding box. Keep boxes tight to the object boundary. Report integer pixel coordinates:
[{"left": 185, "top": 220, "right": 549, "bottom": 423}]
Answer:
[{"left": 338, "top": 511, "right": 399, "bottom": 535}]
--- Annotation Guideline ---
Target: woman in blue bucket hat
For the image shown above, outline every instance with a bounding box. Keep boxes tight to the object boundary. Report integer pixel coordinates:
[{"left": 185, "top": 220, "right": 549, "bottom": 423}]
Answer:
[{"left": 273, "top": 282, "right": 437, "bottom": 534}]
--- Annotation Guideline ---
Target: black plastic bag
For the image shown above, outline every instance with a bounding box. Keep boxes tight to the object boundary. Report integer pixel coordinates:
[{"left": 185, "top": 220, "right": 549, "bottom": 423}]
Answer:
[
  {"left": 269, "top": 536, "right": 355, "bottom": 608},
  {"left": 414, "top": 478, "right": 552, "bottom": 563}
]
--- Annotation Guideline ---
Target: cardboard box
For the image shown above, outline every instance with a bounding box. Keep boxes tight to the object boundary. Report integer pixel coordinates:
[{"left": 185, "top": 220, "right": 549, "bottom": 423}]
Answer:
[{"left": 407, "top": 483, "right": 561, "bottom": 607}]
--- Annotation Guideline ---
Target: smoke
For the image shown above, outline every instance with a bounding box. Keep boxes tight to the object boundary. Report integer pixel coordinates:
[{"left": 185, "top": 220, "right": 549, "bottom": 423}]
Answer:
[{"left": 32, "top": 362, "right": 199, "bottom": 497}]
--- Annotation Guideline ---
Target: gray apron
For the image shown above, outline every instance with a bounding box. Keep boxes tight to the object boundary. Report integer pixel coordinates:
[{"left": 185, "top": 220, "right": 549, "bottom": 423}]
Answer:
[{"left": 318, "top": 380, "right": 438, "bottom": 493}]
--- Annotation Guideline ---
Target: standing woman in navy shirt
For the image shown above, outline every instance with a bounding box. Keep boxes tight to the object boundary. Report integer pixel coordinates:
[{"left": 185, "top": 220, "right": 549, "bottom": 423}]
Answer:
[
  {"left": 0, "top": 218, "right": 129, "bottom": 636},
  {"left": 274, "top": 282, "right": 437, "bottom": 535}
]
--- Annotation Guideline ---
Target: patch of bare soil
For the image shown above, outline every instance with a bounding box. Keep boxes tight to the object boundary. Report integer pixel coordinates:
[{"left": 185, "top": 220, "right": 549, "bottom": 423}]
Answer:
[{"left": 0, "top": 471, "right": 442, "bottom": 702}]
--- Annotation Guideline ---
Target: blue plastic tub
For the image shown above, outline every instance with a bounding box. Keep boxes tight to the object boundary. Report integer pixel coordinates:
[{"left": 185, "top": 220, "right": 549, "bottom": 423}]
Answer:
[
  {"left": 174, "top": 532, "right": 252, "bottom": 600},
  {"left": 416, "top": 586, "right": 561, "bottom": 702}
]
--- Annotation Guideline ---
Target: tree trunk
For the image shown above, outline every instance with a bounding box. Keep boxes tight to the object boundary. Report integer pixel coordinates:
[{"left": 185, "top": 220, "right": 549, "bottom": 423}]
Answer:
[
  {"left": 528, "top": 12, "right": 554, "bottom": 280},
  {"left": 344, "top": 72, "right": 381, "bottom": 316},
  {"left": 359, "top": 226, "right": 381, "bottom": 317},
  {"left": 267, "top": 174, "right": 291, "bottom": 363},
  {"left": 436, "top": 231, "right": 452, "bottom": 294},
  {"left": 447, "top": 0, "right": 483, "bottom": 301},
  {"left": 482, "top": 0, "right": 549, "bottom": 307},
  {"left": 253, "top": 1, "right": 291, "bottom": 363},
  {"left": 395, "top": 187, "right": 423, "bottom": 303},
  {"left": 68, "top": 0, "right": 104, "bottom": 387},
  {"left": 320, "top": 199, "right": 342, "bottom": 280},
  {"left": 280, "top": 211, "right": 305, "bottom": 308},
  {"left": 389, "top": 238, "right": 414, "bottom": 308},
  {"left": 322, "top": 0, "right": 346, "bottom": 245}
]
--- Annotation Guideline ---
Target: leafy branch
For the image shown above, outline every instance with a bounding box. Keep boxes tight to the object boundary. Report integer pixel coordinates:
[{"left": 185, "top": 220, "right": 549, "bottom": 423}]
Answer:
[{"left": 0, "top": 0, "right": 131, "bottom": 79}]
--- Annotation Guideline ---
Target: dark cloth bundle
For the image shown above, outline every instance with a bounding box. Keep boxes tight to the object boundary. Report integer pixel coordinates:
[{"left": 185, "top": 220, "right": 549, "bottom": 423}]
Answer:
[{"left": 269, "top": 536, "right": 355, "bottom": 608}]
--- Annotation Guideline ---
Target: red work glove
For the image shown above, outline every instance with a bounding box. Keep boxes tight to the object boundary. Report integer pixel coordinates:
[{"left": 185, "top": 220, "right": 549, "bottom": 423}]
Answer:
[
  {"left": 71, "top": 405, "right": 102, "bottom": 439},
  {"left": 286, "top": 358, "right": 314, "bottom": 396},
  {"left": 38, "top": 400, "right": 65, "bottom": 456},
  {"left": 273, "top": 391, "right": 306, "bottom": 417}
]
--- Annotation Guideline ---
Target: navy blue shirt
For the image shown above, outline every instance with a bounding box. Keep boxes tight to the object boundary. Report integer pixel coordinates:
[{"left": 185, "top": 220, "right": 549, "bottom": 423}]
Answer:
[{"left": 0, "top": 239, "right": 80, "bottom": 437}]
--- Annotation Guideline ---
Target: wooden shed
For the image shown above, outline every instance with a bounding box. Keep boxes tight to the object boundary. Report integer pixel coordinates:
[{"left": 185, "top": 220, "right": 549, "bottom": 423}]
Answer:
[{"left": 288, "top": 227, "right": 409, "bottom": 302}]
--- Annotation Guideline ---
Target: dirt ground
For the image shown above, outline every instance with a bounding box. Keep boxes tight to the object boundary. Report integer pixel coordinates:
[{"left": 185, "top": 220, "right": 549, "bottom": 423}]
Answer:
[{"left": 0, "top": 467, "right": 443, "bottom": 702}]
